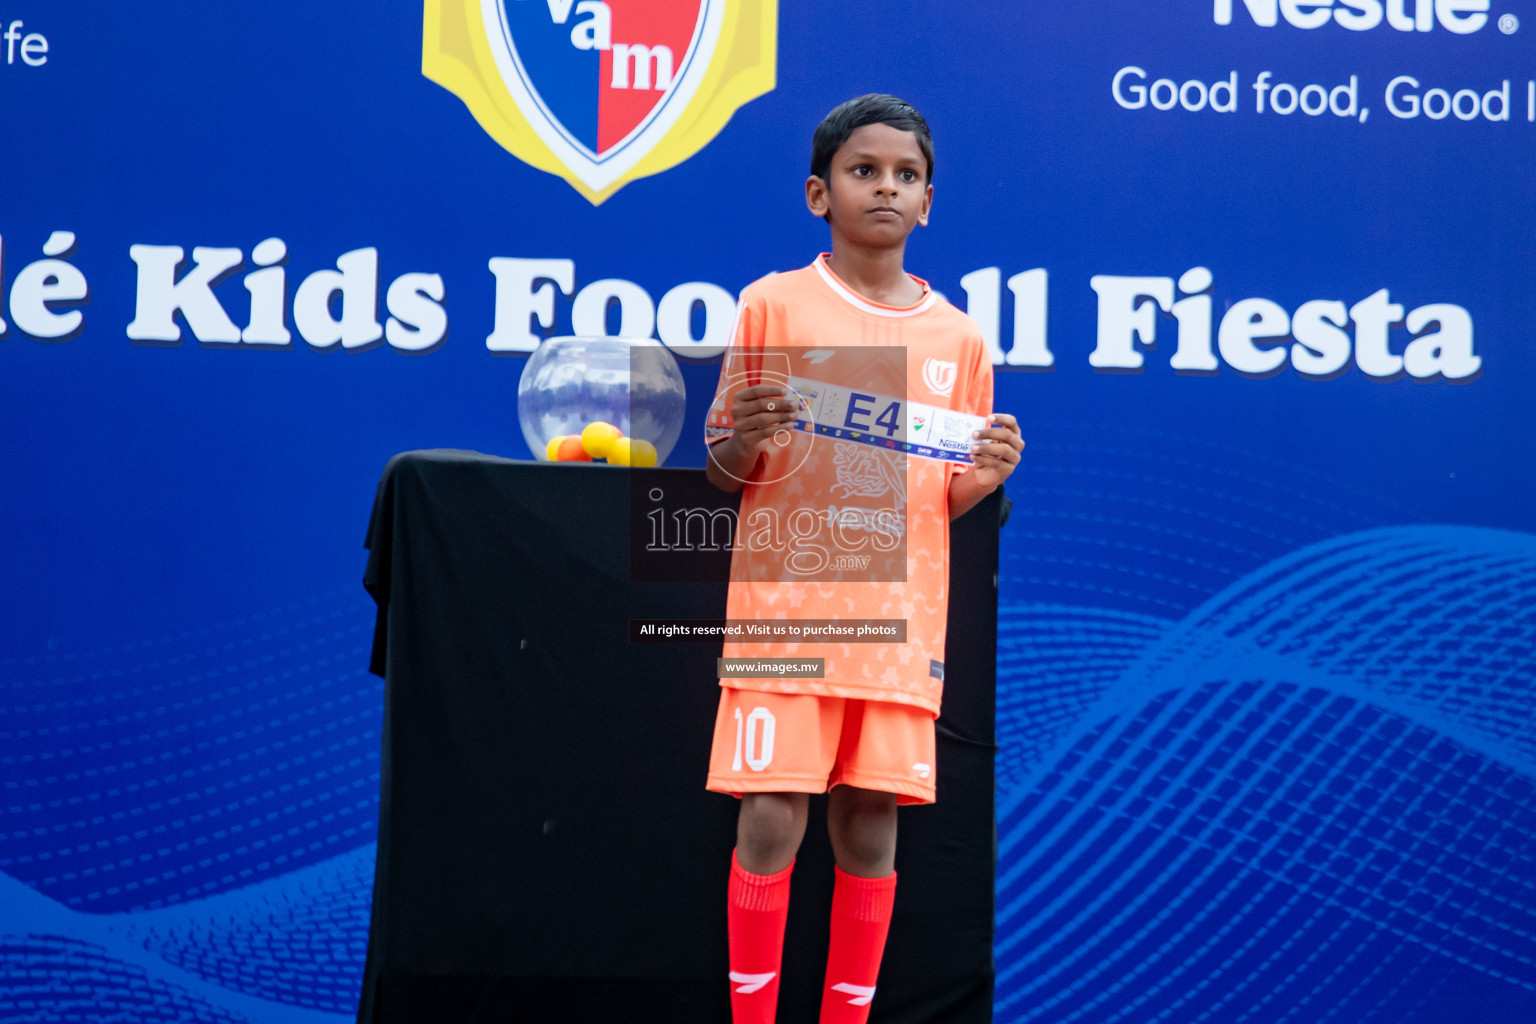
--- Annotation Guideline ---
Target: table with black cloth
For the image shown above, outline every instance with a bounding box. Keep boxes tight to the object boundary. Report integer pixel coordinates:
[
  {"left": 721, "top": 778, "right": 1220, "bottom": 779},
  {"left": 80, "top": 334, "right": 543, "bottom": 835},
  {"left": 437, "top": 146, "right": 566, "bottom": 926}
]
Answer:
[{"left": 357, "top": 450, "right": 1006, "bottom": 1024}]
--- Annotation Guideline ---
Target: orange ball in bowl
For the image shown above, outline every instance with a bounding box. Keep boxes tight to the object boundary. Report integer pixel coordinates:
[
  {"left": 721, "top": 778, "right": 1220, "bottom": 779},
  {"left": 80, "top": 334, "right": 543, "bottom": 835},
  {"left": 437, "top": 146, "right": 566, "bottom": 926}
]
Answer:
[{"left": 557, "top": 436, "right": 592, "bottom": 462}]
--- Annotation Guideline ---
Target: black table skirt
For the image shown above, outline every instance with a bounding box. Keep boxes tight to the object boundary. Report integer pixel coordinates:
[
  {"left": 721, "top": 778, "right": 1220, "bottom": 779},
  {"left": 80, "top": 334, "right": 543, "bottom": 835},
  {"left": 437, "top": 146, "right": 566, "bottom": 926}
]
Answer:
[{"left": 357, "top": 451, "right": 1005, "bottom": 1023}]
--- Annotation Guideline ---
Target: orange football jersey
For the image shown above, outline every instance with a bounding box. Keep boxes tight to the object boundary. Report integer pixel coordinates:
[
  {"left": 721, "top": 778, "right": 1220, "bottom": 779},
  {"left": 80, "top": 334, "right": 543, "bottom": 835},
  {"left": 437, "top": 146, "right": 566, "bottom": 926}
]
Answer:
[{"left": 706, "top": 255, "right": 994, "bottom": 715}]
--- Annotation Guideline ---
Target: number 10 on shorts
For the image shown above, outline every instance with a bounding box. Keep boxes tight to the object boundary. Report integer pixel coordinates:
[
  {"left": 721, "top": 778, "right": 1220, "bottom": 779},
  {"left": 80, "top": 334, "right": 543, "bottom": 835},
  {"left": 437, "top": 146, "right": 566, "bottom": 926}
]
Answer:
[{"left": 732, "top": 707, "right": 776, "bottom": 772}]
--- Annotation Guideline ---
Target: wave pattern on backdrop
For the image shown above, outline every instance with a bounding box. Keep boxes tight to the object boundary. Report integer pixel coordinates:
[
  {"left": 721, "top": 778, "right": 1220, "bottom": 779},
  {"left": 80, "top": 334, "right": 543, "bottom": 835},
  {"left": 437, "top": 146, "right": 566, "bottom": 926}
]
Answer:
[
  {"left": 995, "top": 428, "right": 1536, "bottom": 1023},
  {"left": 0, "top": 596, "right": 376, "bottom": 1023}
]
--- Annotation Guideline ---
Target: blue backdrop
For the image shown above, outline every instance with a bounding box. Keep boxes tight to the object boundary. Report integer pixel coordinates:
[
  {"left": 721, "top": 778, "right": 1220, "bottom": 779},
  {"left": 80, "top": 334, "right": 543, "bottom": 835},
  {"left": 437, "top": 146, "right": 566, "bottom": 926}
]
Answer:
[{"left": 3, "top": 1, "right": 1533, "bottom": 1020}]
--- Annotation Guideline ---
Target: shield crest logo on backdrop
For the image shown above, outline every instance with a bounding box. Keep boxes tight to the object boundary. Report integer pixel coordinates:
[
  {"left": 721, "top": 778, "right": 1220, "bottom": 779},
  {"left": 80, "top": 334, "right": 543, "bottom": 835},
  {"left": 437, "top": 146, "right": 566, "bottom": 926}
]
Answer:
[{"left": 424, "top": 0, "right": 777, "bottom": 204}]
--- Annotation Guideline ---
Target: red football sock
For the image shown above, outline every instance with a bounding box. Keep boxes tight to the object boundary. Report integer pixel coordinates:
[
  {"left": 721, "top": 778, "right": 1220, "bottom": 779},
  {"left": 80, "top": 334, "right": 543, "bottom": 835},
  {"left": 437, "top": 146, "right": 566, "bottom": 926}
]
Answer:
[
  {"left": 818, "top": 867, "right": 897, "bottom": 1024},
  {"left": 728, "top": 849, "right": 794, "bottom": 1024}
]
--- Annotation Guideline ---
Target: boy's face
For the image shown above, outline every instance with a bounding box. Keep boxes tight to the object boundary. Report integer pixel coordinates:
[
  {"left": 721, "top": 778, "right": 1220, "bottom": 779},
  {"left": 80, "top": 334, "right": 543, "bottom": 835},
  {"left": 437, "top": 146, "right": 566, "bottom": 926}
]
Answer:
[{"left": 806, "top": 123, "right": 933, "bottom": 246}]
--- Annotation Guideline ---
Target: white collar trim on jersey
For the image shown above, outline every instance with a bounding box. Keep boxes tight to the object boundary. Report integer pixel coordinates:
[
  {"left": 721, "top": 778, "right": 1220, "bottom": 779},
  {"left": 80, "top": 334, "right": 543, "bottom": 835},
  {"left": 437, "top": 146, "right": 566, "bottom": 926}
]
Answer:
[{"left": 812, "top": 255, "right": 937, "bottom": 318}]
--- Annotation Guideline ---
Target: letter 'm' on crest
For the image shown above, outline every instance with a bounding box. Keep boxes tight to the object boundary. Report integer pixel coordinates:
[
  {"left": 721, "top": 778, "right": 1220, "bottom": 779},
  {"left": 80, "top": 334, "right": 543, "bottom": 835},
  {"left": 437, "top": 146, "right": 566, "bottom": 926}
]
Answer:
[{"left": 423, "top": 0, "right": 778, "bottom": 204}]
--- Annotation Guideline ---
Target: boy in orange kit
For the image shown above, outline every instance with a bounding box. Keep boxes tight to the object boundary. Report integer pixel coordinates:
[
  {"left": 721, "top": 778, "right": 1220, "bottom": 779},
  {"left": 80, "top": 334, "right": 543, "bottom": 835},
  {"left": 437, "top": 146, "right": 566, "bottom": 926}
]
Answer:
[{"left": 703, "top": 94, "right": 1024, "bottom": 1024}]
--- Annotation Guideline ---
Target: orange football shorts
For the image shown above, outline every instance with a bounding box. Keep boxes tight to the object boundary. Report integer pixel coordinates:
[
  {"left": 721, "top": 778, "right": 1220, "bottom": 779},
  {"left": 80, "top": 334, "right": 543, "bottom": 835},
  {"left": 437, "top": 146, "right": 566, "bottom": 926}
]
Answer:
[{"left": 706, "top": 687, "right": 937, "bottom": 805}]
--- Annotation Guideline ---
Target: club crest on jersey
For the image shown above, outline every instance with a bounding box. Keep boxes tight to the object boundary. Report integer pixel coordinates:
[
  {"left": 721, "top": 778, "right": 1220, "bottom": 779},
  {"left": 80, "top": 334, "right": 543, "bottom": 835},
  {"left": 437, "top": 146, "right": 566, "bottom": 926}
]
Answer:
[
  {"left": 423, "top": 0, "right": 778, "bottom": 204},
  {"left": 922, "top": 358, "right": 957, "bottom": 398}
]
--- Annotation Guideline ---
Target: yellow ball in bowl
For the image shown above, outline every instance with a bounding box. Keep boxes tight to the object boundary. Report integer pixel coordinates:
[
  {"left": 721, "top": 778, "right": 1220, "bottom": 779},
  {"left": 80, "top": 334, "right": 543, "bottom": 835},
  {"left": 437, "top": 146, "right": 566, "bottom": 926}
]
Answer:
[
  {"left": 581, "top": 421, "right": 622, "bottom": 458},
  {"left": 609, "top": 437, "right": 657, "bottom": 467}
]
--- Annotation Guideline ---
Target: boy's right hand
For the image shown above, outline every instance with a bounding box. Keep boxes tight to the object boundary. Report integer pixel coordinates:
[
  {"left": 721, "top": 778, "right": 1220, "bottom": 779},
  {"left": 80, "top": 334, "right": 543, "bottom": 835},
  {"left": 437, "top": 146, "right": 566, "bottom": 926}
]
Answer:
[{"left": 730, "top": 384, "right": 798, "bottom": 454}]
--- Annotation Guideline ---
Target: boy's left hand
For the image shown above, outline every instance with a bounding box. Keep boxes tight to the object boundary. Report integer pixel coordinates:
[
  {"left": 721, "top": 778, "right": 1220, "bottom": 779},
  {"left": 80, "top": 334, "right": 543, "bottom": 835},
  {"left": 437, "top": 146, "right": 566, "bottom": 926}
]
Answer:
[{"left": 969, "top": 413, "right": 1024, "bottom": 488}]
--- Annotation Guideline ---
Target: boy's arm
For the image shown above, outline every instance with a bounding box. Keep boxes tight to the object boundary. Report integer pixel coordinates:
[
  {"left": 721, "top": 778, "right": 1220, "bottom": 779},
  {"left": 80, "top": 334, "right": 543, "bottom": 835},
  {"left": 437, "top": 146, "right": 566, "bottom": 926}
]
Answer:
[
  {"left": 948, "top": 412, "right": 1024, "bottom": 521},
  {"left": 705, "top": 289, "right": 790, "bottom": 494},
  {"left": 705, "top": 384, "right": 798, "bottom": 493},
  {"left": 947, "top": 469, "right": 998, "bottom": 521},
  {"left": 705, "top": 433, "right": 762, "bottom": 493}
]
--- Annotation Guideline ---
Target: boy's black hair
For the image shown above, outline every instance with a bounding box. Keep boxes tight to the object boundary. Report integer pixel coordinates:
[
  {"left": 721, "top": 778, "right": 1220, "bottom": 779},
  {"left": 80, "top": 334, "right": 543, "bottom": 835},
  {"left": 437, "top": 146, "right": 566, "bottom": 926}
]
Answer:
[{"left": 810, "top": 94, "right": 934, "bottom": 184}]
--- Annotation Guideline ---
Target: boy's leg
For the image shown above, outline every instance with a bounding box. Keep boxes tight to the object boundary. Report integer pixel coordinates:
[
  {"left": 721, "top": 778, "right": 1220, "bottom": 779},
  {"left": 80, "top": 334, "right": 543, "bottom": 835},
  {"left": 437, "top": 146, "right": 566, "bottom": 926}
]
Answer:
[
  {"left": 728, "top": 793, "right": 806, "bottom": 1024},
  {"left": 826, "top": 784, "right": 898, "bottom": 876},
  {"left": 820, "top": 785, "right": 899, "bottom": 1024},
  {"left": 708, "top": 689, "right": 845, "bottom": 1023},
  {"left": 817, "top": 700, "right": 934, "bottom": 1023},
  {"left": 737, "top": 791, "right": 808, "bottom": 874}
]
